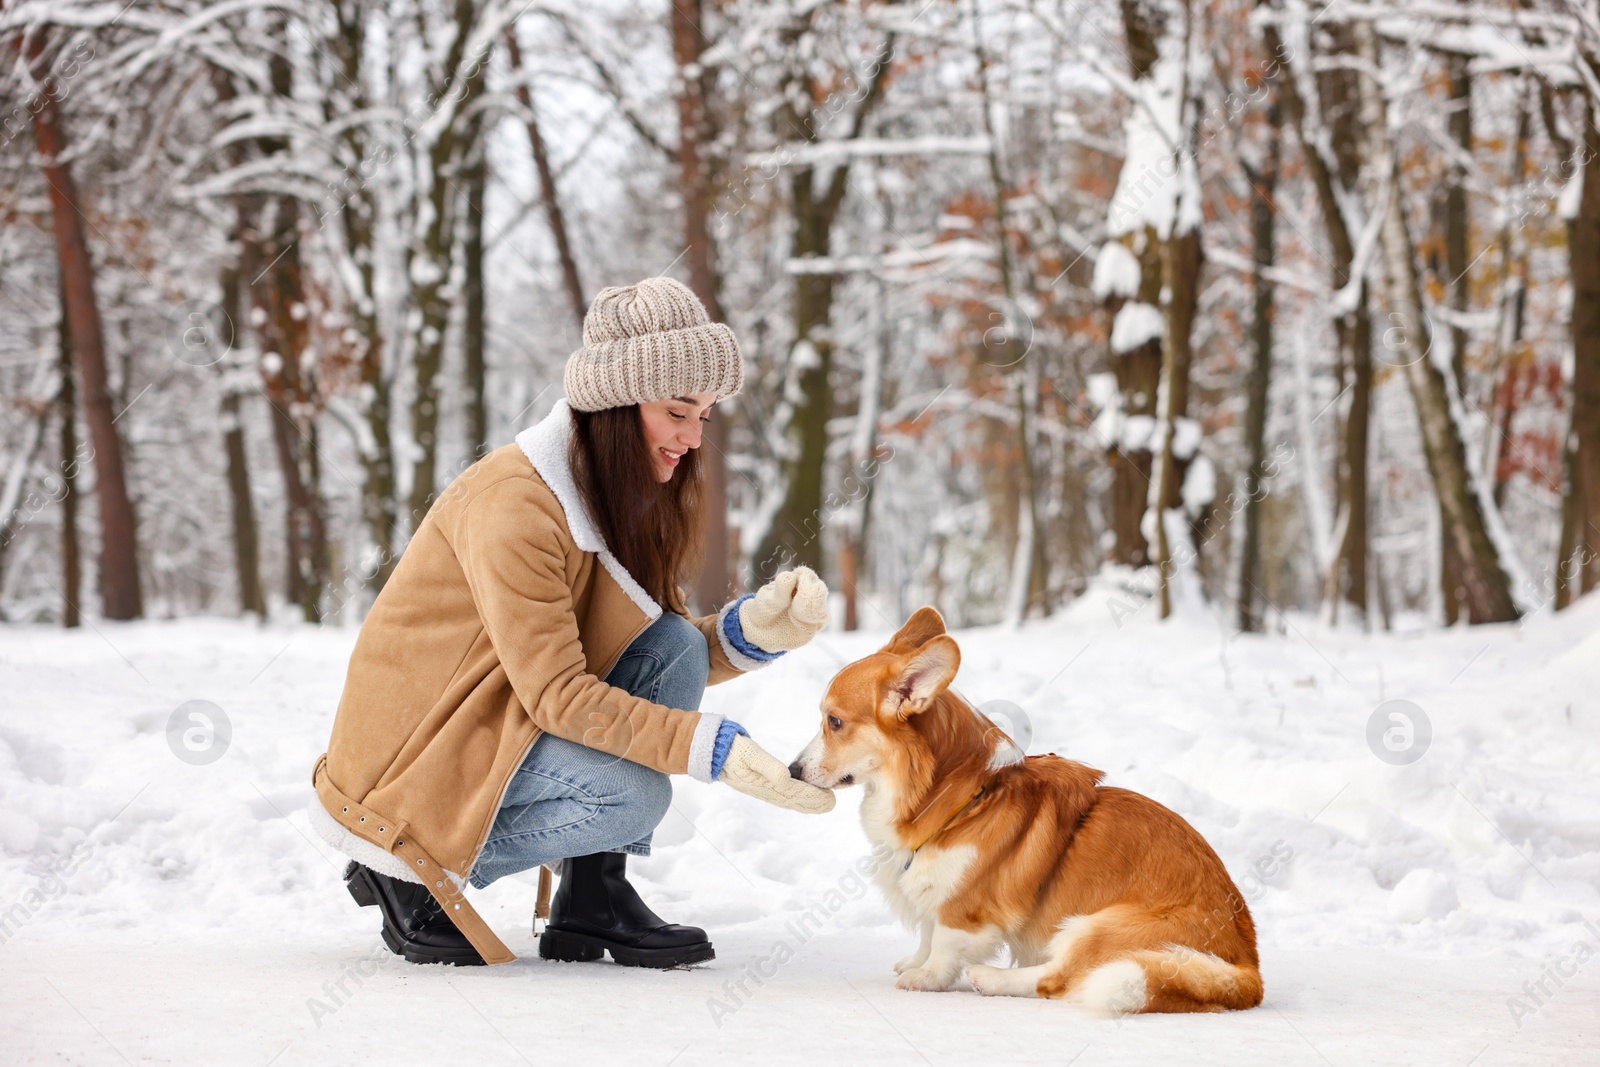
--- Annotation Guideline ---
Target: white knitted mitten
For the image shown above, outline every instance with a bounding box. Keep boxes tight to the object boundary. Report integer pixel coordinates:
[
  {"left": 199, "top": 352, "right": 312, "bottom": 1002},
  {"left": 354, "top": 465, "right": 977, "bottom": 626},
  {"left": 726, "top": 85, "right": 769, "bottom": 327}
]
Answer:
[
  {"left": 739, "top": 565, "right": 829, "bottom": 652},
  {"left": 718, "top": 735, "right": 835, "bottom": 813}
]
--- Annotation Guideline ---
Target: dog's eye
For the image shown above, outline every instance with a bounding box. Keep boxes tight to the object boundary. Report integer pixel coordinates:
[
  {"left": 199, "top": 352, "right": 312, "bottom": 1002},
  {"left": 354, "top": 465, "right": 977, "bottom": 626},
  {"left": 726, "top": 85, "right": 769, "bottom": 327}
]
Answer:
[{"left": 827, "top": 715, "right": 843, "bottom": 731}]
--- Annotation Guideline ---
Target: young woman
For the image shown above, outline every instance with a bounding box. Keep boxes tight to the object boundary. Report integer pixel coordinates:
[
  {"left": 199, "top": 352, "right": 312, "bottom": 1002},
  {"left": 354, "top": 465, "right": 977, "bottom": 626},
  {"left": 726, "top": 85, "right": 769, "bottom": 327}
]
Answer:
[{"left": 310, "top": 277, "right": 834, "bottom": 969}]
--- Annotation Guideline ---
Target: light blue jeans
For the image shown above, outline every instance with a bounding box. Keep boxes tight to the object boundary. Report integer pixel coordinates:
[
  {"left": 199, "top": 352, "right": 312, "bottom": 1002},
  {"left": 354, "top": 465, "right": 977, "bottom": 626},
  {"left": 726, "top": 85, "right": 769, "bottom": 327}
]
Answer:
[{"left": 468, "top": 611, "right": 709, "bottom": 889}]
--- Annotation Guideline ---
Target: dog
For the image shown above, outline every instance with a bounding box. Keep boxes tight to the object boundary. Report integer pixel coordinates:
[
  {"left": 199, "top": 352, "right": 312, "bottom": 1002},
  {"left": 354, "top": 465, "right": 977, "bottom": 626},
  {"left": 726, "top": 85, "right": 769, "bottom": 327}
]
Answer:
[{"left": 788, "top": 607, "right": 1262, "bottom": 1014}]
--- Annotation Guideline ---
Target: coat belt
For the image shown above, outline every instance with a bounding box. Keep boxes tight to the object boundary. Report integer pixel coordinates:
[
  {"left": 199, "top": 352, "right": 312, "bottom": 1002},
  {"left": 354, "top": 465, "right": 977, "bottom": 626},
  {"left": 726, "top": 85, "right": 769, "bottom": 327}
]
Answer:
[{"left": 312, "top": 754, "right": 515, "bottom": 965}]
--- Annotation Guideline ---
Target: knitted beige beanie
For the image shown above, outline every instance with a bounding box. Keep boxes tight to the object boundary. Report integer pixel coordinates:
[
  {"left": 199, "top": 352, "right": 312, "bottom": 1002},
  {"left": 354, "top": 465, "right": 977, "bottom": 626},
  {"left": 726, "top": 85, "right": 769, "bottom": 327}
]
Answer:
[{"left": 563, "top": 277, "right": 744, "bottom": 412}]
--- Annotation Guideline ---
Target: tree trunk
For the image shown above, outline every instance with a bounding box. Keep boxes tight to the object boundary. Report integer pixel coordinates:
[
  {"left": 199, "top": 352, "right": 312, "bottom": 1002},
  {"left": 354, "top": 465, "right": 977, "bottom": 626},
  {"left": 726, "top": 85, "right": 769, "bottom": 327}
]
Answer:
[
  {"left": 1238, "top": 95, "right": 1280, "bottom": 634},
  {"left": 840, "top": 220, "right": 893, "bottom": 632},
  {"left": 407, "top": 0, "right": 483, "bottom": 532},
  {"left": 1152, "top": 223, "right": 1201, "bottom": 618},
  {"left": 463, "top": 148, "right": 488, "bottom": 460},
  {"left": 1486, "top": 101, "right": 1532, "bottom": 511},
  {"left": 251, "top": 198, "right": 328, "bottom": 622},
  {"left": 671, "top": 0, "right": 737, "bottom": 610},
  {"left": 1108, "top": 322, "right": 1160, "bottom": 567},
  {"left": 208, "top": 75, "right": 266, "bottom": 619},
  {"left": 1334, "top": 302, "right": 1373, "bottom": 622},
  {"left": 459, "top": 18, "right": 490, "bottom": 462},
  {"left": 1103, "top": 0, "right": 1162, "bottom": 570},
  {"left": 839, "top": 536, "right": 859, "bottom": 632},
  {"left": 755, "top": 164, "right": 835, "bottom": 581},
  {"left": 972, "top": 0, "right": 1047, "bottom": 622},
  {"left": 58, "top": 276, "right": 80, "bottom": 628},
  {"left": 747, "top": 20, "right": 893, "bottom": 596},
  {"left": 1561, "top": 92, "right": 1600, "bottom": 604},
  {"left": 321, "top": 2, "right": 397, "bottom": 592},
  {"left": 220, "top": 388, "right": 263, "bottom": 616},
  {"left": 1103, "top": 0, "right": 1200, "bottom": 586},
  {"left": 1542, "top": 84, "right": 1582, "bottom": 612},
  {"left": 30, "top": 33, "right": 142, "bottom": 620},
  {"left": 1269, "top": 17, "right": 1371, "bottom": 625},
  {"left": 505, "top": 25, "right": 586, "bottom": 326},
  {"left": 1444, "top": 55, "right": 1473, "bottom": 379},
  {"left": 357, "top": 343, "right": 397, "bottom": 590},
  {"left": 1439, "top": 53, "right": 1473, "bottom": 624},
  {"left": 1556, "top": 446, "right": 1582, "bottom": 609},
  {"left": 1355, "top": 22, "right": 1518, "bottom": 623},
  {"left": 249, "top": 31, "right": 328, "bottom": 621},
  {"left": 1327, "top": 24, "right": 1373, "bottom": 627},
  {"left": 406, "top": 187, "right": 450, "bottom": 531},
  {"left": 1144, "top": 0, "right": 1201, "bottom": 620},
  {"left": 218, "top": 233, "right": 263, "bottom": 617}
]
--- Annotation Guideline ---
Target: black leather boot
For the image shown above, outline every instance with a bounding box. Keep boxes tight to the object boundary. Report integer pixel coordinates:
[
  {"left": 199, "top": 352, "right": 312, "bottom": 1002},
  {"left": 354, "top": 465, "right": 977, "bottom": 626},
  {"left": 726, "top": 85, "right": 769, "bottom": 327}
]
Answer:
[
  {"left": 538, "top": 852, "right": 714, "bottom": 968},
  {"left": 344, "top": 860, "right": 484, "bottom": 966}
]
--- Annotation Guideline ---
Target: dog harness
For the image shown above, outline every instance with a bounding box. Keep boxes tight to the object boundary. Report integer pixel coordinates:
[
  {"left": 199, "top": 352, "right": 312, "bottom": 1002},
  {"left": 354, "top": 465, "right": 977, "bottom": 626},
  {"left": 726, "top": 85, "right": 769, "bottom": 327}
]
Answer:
[{"left": 903, "top": 784, "right": 988, "bottom": 871}]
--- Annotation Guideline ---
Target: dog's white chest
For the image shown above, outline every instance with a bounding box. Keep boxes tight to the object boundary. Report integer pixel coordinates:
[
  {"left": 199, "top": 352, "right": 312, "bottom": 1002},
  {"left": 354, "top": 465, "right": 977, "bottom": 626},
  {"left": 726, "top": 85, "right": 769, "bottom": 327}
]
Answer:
[
  {"left": 876, "top": 843, "right": 976, "bottom": 924},
  {"left": 860, "top": 783, "right": 976, "bottom": 923},
  {"left": 901, "top": 843, "right": 976, "bottom": 912}
]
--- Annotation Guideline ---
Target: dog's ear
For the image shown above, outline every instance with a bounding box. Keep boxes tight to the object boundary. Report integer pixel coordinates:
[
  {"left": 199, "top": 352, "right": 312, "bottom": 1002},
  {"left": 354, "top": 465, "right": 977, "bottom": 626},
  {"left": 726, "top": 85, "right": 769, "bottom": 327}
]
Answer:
[
  {"left": 884, "top": 635, "right": 960, "bottom": 719},
  {"left": 879, "top": 606, "right": 948, "bottom": 656}
]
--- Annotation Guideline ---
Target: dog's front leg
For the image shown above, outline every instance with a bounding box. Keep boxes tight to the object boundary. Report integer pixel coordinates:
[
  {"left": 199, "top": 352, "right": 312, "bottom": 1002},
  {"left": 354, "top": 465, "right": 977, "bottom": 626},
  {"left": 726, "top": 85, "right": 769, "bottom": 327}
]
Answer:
[
  {"left": 895, "top": 924, "right": 1002, "bottom": 992},
  {"left": 893, "top": 920, "right": 934, "bottom": 975}
]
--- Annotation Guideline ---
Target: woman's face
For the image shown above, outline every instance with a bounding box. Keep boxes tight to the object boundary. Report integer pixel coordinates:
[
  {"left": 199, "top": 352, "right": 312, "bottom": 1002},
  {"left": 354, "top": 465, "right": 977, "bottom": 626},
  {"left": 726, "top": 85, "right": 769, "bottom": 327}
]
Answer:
[{"left": 638, "top": 392, "right": 719, "bottom": 482}]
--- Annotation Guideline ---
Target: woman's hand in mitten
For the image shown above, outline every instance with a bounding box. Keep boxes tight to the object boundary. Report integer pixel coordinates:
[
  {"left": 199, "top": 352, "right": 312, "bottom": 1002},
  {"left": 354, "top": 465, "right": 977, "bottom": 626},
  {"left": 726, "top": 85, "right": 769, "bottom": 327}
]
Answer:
[
  {"left": 711, "top": 725, "right": 834, "bottom": 814},
  {"left": 738, "top": 565, "right": 829, "bottom": 653}
]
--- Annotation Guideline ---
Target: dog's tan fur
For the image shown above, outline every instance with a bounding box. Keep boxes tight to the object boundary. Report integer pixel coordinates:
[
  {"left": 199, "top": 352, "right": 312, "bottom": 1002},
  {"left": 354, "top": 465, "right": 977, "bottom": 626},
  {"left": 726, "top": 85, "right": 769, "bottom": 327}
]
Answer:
[{"left": 789, "top": 607, "right": 1262, "bottom": 1014}]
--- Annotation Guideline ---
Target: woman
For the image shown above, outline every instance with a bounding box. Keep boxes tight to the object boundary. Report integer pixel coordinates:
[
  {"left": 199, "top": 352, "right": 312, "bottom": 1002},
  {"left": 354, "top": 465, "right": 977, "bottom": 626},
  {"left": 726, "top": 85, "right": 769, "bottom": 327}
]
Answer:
[{"left": 309, "top": 277, "right": 835, "bottom": 970}]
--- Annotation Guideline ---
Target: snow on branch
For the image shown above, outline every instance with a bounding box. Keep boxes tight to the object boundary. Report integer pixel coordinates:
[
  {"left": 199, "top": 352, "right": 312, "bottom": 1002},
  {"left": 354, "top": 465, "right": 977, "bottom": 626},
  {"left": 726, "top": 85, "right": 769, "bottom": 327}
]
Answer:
[
  {"left": 1109, "top": 301, "right": 1164, "bottom": 354},
  {"left": 751, "top": 135, "right": 992, "bottom": 169},
  {"left": 1090, "top": 241, "right": 1141, "bottom": 300},
  {"left": 783, "top": 238, "right": 996, "bottom": 275}
]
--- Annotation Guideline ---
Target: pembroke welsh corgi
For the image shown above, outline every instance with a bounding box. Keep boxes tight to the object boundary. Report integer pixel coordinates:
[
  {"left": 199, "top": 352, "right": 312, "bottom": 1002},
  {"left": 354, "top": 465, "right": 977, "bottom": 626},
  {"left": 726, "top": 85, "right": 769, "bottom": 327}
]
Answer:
[{"left": 788, "top": 607, "right": 1262, "bottom": 1014}]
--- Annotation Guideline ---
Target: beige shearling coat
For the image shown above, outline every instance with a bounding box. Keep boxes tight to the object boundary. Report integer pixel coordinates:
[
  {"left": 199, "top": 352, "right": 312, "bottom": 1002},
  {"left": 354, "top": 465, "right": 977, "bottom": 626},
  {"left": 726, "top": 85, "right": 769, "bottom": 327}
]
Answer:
[{"left": 308, "top": 399, "right": 772, "bottom": 963}]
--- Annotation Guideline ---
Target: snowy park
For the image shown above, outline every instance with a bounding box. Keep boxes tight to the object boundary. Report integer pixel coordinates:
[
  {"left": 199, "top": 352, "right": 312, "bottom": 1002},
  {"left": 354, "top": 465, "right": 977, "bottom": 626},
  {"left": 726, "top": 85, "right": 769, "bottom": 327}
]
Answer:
[
  {"left": 8, "top": 0, "right": 1600, "bottom": 1062},
  {"left": 3, "top": 584, "right": 1597, "bottom": 1064}
]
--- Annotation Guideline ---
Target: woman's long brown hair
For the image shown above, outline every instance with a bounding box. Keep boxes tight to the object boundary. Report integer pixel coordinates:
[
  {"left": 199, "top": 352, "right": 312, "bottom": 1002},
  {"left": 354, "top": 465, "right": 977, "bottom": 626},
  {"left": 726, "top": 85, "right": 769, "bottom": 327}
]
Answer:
[{"left": 569, "top": 405, "right": 705, "bottom": 614}]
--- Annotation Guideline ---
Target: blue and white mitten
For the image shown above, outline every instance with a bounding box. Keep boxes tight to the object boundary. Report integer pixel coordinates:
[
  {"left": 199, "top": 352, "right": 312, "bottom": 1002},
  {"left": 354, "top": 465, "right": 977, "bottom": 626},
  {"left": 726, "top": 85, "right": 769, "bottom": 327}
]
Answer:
[
  {"left": 714, "top": 565, "right": 829, "bottom": 671},
  {"left": 711, "top": 720, "right": 834, "bottom": 814}
]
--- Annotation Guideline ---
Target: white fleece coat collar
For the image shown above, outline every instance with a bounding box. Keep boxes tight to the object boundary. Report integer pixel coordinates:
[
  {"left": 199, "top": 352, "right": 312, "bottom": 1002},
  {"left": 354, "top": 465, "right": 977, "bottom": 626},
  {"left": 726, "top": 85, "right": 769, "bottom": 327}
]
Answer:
[{"left": 514, "top": 399, "right": 664, "bottom": 623}]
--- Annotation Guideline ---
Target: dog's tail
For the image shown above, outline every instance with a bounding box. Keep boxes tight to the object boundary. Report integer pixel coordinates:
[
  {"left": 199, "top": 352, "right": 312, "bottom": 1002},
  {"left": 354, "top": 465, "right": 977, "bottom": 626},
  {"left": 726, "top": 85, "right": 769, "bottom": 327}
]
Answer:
[{"left": 1070, "top": 948, "right": 1263, "bottom": 1015}]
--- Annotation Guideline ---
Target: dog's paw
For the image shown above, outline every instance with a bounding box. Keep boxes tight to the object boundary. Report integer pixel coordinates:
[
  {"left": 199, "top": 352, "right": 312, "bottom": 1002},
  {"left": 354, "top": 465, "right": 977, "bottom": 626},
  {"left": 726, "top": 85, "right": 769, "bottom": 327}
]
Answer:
[
  {"left": 966, "top": 964, "right": 1021, "bottom": 997},
  {"left": 966, "top": 964, "right": 1001, "bottom": 996},
  {"left": 892, "top": 954, "right": 926, "bottom": 975},
  {"left": 895, "top": 966, "right": 954, "bottom": 992},
  {"left": 966, "top": 964, "right": 1045, "bottom": 998}
]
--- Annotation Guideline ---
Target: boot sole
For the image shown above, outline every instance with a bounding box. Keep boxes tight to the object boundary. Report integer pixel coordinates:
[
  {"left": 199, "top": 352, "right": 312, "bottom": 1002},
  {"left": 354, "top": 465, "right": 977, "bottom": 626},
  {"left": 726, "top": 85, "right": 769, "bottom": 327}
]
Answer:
[
  {"left": 538, "top": 927, "right": 714, "bottom": 969},
  {"left": 380, "top": 924, "right": 487, "bottom": 966}
]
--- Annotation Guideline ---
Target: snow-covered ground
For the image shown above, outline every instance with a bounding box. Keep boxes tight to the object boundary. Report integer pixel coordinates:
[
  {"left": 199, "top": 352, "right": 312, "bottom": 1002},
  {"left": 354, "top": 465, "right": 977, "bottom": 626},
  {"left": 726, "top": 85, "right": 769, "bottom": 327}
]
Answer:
[{"left": 3, "top": 584, "right": 1598, "bottom": 1065}]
